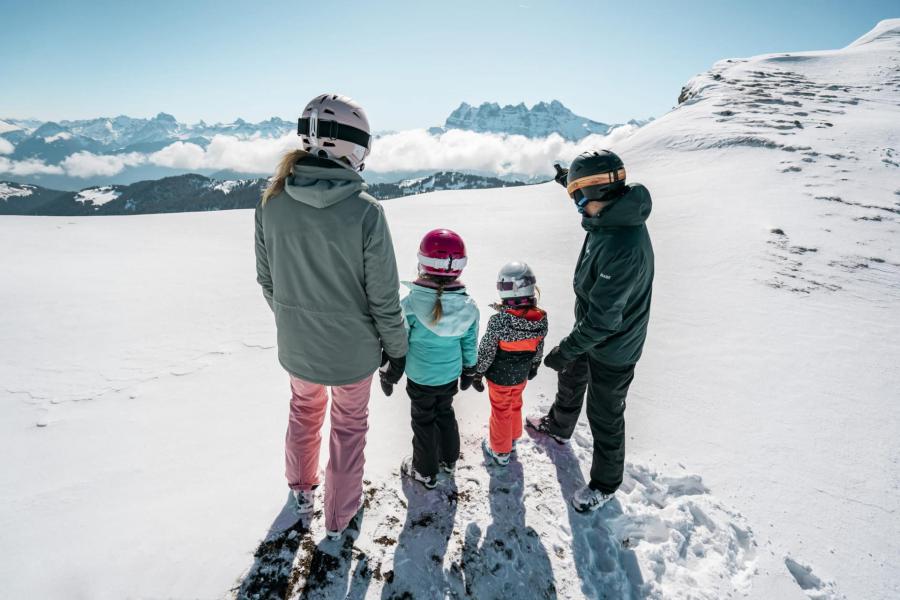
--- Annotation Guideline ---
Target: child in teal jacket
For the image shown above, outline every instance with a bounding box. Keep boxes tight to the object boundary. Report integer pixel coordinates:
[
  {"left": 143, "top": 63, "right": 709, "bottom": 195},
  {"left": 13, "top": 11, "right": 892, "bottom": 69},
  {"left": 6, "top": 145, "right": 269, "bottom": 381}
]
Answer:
[{"left": 382, "top": 229, "right": 479, "bottom": 489}]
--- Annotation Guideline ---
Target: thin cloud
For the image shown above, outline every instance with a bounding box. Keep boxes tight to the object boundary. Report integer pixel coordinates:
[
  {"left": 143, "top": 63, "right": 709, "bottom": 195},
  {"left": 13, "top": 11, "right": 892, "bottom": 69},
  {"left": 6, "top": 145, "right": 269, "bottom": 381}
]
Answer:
[
  {"left": 0, "top": 156, "right": 64, "bottom": 176},
  {"left": 61, "top": 151, "right": 146, "bottom": 178}
]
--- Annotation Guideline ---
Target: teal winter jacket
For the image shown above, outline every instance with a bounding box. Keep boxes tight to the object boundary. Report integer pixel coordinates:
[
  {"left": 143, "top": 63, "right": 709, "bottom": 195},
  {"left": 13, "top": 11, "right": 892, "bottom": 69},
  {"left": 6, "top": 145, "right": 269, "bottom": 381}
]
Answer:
[{"left": 401, "top": 282, "right": 479, "bottom": 387}]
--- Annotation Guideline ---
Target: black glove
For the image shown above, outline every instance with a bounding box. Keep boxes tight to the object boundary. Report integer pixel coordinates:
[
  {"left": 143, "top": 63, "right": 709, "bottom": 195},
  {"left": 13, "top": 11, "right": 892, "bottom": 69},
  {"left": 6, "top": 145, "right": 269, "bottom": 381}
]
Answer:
[
  {"left": 472, "top": 374, "right": 485, "bottom": 393},
  {"left": 528, "top": 362, "right": 540, "bottom": 380},
  {"left": 460, "top": 366, "right": 477, "bottom": 390},
  {"left": 543, "top": 346, "right": 572, "bottom": 372},
  {"left": 553, "top": 163, "right": 569, "bottom": 188},
  {"left": 379, "top": 351, "right": 406, "bottom": 384},
  {"left": 379, "top": 351, "right": 406, "bottom": 397}
]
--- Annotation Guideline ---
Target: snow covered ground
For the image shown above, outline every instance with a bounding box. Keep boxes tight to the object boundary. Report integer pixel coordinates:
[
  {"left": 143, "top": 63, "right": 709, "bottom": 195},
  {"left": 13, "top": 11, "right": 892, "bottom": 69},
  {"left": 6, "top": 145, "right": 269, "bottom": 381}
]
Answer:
[{"left": 2, "top": 19, "right": 899, "bottom": 600}]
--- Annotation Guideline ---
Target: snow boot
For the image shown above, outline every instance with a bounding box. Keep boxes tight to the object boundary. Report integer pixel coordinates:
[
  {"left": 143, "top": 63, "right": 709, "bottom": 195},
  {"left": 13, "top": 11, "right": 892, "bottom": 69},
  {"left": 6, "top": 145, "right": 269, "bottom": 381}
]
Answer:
[
  {"left": 525, "top": 414, "right": 569, "bottom": 445},
  {"left": 482, "top": 438, "right": 510, "bottom": 466},
  {"left": 571, "top": 484, "right": 614, "bottom": 513},
  {"left": 292, "top": 488, "right": 316, "bottom": 515},
  {"left": 439, "top": 460, "right": 456, "bottom": 474},
  {"left": 326, "top": 499, "right": 365, "bottom": 540},
  {"left": 401, "top": 456, "right": 437, "bottom": 490}
]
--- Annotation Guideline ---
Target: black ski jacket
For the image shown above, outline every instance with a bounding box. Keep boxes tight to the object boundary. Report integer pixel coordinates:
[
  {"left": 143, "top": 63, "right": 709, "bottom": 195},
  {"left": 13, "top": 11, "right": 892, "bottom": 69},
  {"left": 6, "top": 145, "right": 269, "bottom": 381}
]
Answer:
[{"left": 558, "top": 183, "right": 654, "bottom": 366}]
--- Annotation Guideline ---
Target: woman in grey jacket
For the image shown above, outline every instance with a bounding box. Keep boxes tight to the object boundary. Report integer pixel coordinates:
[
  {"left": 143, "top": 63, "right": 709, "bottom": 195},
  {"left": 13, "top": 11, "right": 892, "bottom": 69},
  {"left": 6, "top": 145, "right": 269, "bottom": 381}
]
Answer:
[{"left": 255, "top": 94, "right": 408, "bottom": 539}]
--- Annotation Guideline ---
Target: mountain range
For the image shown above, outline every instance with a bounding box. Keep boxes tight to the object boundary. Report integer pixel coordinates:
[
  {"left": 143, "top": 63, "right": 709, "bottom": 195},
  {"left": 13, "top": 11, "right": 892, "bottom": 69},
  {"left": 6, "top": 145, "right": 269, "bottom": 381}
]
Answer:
[
  {"left": 436, "top": 100, "right": 650, "bottom": 140},
  {"left": 1, "top": 101, "right": 637, "bottom": 159},
  {"left": 0, "top": 114, "right": 295, "bottom": 165},
  {"left": 0, "top": 171, "right": 529, "bottom": 216},
  {"left": 0, "top": 101, "right": 639, "bottom": 192}
]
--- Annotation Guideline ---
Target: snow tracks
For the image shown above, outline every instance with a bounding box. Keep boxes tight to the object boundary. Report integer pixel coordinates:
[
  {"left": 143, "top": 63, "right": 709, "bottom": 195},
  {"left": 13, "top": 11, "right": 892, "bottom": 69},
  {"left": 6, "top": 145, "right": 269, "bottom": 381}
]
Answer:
[{"left": 231, "top": 416, "right": 757, "bottom": 599}]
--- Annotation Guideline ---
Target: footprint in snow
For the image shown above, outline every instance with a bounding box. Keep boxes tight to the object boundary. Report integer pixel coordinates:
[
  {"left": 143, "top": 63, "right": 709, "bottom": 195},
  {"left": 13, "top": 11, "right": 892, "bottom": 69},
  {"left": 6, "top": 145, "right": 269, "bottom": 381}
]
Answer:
[{"left": 785, "top": 557, "right": 843, "bottom": 600}]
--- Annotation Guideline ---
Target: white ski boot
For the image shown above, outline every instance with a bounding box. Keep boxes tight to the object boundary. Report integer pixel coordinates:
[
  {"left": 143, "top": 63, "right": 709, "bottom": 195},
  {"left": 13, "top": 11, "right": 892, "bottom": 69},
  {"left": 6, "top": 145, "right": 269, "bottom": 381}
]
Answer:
[
  {"left": 525, "top": 414, "right": 569, "bottom": 445},
  {"left": 571, "top": 484, "right": 614, "bottom": 513},
  {"left": 401, "top": 456, "right": 437, "bottom": 490},
  {"left": 482, "top": 438, "right": 510, "bottom": 466},
  {"left": 292, "top": 489, "right": 316, "bottom": 515}
]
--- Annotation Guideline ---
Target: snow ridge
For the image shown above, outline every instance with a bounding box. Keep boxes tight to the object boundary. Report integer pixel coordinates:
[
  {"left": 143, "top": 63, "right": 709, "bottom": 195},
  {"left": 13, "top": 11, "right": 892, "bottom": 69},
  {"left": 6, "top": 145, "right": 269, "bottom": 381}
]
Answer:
[{"left": 618, "top": 16, "right": 900, "bottom": 298}]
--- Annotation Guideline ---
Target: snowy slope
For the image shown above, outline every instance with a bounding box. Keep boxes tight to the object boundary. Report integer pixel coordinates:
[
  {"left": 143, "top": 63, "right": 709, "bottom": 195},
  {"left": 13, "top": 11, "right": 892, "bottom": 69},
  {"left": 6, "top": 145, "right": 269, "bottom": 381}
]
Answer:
[
  {"left": 0, "top": 181, "right": 34, "bottom": 200},
  {"left": 74, "top": 186, "right": 121, "bottom": 207},
  {"left": 1, "top": 19, "right": 899, "bottom": 600}
]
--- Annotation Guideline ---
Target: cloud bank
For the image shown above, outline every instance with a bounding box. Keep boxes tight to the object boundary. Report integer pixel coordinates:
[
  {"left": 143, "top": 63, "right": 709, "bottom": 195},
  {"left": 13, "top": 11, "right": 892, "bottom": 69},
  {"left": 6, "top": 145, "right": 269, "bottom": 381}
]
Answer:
[
  {"left": 61, "top": 151, "right": 145, "bottom": 178},
  {"left": 368, "top": 126, "right": 638, "bottom": 175},
  {"left": 148, "top": 135, "right": 300, "bottom": 173},
  {"left": 0, "top": 156, "right": 64, "bottom": 176},
  {"left": 0, "top": 126, "right": 639, "bottom": 179}
]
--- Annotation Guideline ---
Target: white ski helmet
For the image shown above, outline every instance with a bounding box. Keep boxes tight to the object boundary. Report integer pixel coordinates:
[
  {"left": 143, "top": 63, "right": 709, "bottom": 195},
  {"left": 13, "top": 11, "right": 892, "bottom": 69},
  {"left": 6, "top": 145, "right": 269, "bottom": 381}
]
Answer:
[
  {"left": 298, "top": 94, "right": 372, "bottom": 171},
  {"left": 496, "top": 261, "right": 537, "bottom": 305}
]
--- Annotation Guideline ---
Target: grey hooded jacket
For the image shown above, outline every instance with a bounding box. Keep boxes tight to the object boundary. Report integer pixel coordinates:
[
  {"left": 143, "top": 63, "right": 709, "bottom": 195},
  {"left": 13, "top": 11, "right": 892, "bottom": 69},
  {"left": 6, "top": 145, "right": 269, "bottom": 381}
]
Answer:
[{"left": 255, "top": 157, "right": 408, "bottom": 385}]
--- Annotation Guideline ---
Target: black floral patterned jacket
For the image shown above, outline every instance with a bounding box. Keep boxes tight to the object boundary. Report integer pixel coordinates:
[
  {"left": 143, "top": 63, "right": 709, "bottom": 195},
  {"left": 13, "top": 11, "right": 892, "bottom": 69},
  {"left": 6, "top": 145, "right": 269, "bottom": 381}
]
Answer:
[{"left": 476, "top": 306, "right": 548, "bottom": 386}]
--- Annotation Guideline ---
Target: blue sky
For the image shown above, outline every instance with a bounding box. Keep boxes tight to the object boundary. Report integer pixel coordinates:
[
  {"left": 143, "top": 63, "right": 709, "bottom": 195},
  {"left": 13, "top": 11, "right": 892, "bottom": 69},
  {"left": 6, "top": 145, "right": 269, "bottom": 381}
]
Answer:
[{"left": 0, "top": 0, "right": 896, "bottom": 130}]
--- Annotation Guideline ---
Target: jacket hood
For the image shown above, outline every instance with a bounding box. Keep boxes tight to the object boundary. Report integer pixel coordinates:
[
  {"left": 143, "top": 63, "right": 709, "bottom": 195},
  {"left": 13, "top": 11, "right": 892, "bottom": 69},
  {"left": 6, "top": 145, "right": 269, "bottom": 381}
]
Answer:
[
  {"left": 494, "top": 307, "right": 548, "bottom": 338},
  {"left": 402, "top": 282, "right": 479, "bottom": 337},
  {"left": 582, "top": 183, "right": 652, "bottom": 231},
  {"left": 284, "top": 156, "right": 367, "bottom": 209}
]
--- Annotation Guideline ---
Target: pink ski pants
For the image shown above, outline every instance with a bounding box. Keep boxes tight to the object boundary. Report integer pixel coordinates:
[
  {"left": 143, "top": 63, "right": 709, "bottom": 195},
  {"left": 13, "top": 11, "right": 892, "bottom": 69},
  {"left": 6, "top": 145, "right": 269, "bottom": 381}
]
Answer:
[{"left": 285, "top": 373, "right": 373, "bottom": 532}]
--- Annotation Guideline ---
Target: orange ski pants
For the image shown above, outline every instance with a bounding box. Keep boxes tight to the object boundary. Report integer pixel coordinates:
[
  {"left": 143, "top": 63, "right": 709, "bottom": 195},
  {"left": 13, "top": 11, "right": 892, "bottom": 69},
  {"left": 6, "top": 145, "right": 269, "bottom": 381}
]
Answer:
[{"left": 487, "top": 380, "right": 527, "bottom": 454}]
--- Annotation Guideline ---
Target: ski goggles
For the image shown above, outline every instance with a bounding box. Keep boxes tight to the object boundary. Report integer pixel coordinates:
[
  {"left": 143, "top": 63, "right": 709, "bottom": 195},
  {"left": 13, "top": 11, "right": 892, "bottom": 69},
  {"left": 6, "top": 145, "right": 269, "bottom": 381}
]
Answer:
[
  {"left": 297, "top": 117, "right": 372, "bottom": 149},
  {"left": 417, "top": 253, "right": 468, "bottom": 272},
  {"left": 566, "top": 168, "right": 626, "bottom": 199},
  {"left": 497, "top": 275, "right": 536, "bottom": 291}
]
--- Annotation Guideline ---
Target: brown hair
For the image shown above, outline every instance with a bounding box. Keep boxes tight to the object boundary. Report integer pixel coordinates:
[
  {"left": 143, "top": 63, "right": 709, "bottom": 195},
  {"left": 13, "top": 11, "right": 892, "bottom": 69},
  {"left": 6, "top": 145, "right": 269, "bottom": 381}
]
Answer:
[
  {"left": 432, "top": 278, "right": 448, "bottom": 324},
  {"left": 418, "top": 274, "right": 456, "bottom": 324},
  {"left": 262, "top": 149, "right": 308, "bottom": 205}
]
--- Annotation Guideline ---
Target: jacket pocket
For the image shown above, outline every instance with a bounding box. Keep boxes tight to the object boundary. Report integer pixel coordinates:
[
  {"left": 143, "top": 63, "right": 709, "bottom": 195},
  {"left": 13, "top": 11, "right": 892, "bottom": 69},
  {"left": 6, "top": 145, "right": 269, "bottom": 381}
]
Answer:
[{"left": 274, "top": 300, "right": 380, "bottom": 377}]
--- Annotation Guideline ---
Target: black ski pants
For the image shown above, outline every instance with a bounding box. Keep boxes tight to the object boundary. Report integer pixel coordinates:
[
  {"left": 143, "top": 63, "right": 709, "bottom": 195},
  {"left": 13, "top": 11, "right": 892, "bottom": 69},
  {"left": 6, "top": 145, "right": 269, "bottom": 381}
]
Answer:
[
  {"left": 546, "top": 355, "right": 635, "bottom": 494},
  {"left": 407, "top": 379, "right": 460, "bottom": 478}
]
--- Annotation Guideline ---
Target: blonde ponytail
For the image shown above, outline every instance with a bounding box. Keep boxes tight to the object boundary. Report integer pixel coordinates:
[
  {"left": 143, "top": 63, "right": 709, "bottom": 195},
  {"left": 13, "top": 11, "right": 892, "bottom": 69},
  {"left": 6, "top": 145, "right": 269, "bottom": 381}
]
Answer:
[
  {"left": 431, "top": 279, "right": 446, "bottom": 324},
  {"left": 262, "top": 149, "right": 308, "bottom": 205}
]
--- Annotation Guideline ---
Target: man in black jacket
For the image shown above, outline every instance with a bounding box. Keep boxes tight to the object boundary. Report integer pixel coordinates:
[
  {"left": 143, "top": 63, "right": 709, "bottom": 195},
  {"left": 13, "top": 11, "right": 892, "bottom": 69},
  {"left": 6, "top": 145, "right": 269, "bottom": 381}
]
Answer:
[{"left": 527, "top": 150, "right": 654, "bottom": 512}]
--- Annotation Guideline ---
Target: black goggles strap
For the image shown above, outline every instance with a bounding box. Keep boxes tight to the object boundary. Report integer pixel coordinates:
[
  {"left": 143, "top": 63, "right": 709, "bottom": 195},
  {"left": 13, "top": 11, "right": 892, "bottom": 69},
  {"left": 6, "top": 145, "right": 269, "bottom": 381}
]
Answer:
[{"left": 297, "top": 118, "right": 371, "bottom": 148}]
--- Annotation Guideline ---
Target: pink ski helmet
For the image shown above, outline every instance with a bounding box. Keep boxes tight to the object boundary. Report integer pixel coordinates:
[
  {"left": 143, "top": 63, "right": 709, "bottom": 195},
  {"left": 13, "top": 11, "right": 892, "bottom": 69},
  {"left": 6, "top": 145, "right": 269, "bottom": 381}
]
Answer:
[{"left": 418, "top": 229, "right": 467, "bottom": 277}]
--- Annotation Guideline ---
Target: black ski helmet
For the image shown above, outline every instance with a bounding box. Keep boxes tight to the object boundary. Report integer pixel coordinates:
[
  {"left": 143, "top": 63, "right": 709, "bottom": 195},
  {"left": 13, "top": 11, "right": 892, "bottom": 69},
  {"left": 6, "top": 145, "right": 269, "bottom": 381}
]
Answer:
[{"left": 566, "top": 150, "right": 626, "bottom": 209}]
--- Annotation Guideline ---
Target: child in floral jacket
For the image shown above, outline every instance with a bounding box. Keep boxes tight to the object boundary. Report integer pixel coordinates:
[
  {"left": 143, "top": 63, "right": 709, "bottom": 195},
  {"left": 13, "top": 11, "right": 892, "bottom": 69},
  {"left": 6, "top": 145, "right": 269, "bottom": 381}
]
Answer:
[{"left": 474, "top": 262, "right": 548, "bottom": 466}]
